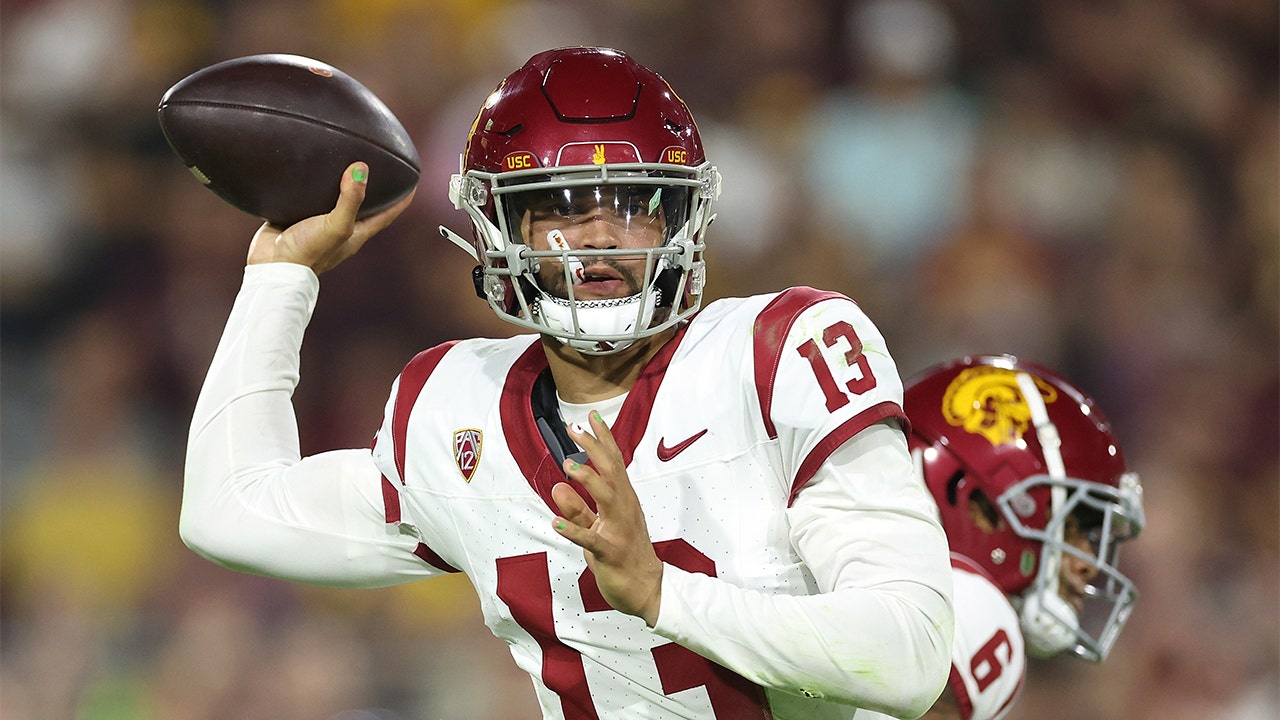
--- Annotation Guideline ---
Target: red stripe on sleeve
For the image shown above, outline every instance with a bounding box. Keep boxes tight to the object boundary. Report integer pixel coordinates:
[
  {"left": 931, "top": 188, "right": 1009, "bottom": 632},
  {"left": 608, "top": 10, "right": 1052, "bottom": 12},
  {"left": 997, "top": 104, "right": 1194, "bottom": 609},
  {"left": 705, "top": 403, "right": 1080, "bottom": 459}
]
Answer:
[
  {"left": 787, "top": 401, "right": 906, "bottom": 505},
  {"left": 380, "top": 475, "right": 401, "bottom": 523},
  {"left": 380, "top": 341, "right": 458, "bottom": 524},
  {"left": 391, "top": 341, "right": 459, "bottom": 482},
  {"left": 371, "top": 434, "right": 401, "bottom": 523},
  {"left": 752, "top": 287, "right": 848, "bottom": 439},
  {"left": 413, "top": 543, "right": 460, "bottom": 573}
]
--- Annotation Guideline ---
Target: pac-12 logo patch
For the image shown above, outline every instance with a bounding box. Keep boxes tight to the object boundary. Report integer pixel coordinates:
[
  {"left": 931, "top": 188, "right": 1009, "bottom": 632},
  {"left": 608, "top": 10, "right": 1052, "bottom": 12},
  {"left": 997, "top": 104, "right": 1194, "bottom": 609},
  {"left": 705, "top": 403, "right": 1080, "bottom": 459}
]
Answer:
[
  {"left": 453, "top": 428, "right": 483, "bottom": 482},
  {"left": 941, "top": 367, "right": 1057, "bottom": 446}
]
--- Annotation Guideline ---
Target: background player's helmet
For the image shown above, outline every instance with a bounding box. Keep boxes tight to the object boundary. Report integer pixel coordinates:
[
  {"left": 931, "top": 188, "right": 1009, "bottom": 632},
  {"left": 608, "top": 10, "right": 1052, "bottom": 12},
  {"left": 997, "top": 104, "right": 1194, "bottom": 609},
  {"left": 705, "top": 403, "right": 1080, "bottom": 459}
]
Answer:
[
  {"left": 904, "top": 355, "right": 1145, "bottom": 662},
  {"left": 439, "top": 46, "right": 721, "bottom": 354}
]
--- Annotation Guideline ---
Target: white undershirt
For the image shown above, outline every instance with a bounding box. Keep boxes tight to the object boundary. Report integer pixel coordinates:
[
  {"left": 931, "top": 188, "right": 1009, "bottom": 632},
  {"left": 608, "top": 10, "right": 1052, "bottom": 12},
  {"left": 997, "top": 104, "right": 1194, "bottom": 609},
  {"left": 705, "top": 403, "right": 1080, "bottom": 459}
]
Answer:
[{"left": 557, "top": 392, "right": 626, "bottom": 433}]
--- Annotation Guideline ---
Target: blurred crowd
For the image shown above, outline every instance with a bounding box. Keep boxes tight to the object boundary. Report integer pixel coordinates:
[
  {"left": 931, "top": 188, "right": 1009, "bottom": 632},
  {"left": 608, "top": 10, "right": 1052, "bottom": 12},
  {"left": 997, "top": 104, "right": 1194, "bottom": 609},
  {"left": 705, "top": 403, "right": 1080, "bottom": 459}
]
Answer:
[{"left": 0, "top": 0, "right": 1275, "bottom": 718}]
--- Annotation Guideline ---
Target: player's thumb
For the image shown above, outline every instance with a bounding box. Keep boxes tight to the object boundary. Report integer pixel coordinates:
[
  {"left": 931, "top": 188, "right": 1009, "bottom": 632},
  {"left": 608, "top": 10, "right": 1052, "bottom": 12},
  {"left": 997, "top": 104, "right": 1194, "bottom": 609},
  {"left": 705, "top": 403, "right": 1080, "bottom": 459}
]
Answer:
[{"left": 328, "top": 162, "right": 369, "bottom": 230}]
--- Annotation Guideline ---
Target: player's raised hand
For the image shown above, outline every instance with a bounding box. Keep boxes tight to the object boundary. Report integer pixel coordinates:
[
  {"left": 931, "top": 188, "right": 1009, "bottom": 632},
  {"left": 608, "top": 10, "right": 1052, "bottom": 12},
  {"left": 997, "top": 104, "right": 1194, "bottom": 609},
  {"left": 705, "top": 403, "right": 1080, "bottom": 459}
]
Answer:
[
  {"left": 551, "top": 411, "right": 664, "bottom": 627},
  {"left": 247, "top": 162, "right": 415, "bottom": 275}
]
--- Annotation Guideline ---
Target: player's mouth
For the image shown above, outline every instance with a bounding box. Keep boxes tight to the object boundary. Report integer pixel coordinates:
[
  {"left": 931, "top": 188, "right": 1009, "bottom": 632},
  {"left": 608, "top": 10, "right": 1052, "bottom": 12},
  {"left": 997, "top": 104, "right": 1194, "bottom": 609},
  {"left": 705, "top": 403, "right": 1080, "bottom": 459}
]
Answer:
[
  {"left": 573, "top": 264, "right": 631, "bottom": 299},
  {"left": 1061, "top": 581, "right": 1088, "bottom": 613}
]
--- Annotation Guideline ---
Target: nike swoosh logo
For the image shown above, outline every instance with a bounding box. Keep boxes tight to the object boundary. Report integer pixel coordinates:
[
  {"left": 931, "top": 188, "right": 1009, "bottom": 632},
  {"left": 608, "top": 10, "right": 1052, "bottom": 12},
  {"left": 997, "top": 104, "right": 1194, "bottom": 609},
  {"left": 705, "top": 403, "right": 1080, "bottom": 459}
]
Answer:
[{"left": 657, "top": 429, "right": 708, "bottom": 462}]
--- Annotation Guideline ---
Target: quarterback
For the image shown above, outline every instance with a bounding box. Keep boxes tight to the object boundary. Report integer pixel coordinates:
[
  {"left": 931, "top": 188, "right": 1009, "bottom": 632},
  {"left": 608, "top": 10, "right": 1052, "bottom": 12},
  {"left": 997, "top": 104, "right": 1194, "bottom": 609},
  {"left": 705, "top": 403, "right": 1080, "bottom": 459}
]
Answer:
[{"left": 181, "top": 47, "right": 954, "bottom": 719}]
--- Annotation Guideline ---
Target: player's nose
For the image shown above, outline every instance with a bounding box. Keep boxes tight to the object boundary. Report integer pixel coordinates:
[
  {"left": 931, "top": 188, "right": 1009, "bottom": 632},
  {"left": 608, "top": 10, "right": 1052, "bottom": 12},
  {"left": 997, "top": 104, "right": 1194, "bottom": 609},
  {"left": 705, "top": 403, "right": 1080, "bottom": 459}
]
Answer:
[
  {"left": 576, "top": 211, "right": 621, "bottom": 250},
  {"left": 1063, "top": 549, "right": 1099, "bottom": 584}
]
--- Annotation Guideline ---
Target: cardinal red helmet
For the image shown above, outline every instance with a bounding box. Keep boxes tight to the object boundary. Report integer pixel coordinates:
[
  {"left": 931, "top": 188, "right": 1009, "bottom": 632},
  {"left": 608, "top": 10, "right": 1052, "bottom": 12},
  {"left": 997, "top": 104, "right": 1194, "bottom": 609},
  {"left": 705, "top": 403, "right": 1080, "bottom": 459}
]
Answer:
[
  {"left": 439, "top": 47, "right": 721, "bottom": 354},
  {"left": 904, "top": 355, "right": 1144, "bottom": 662}
]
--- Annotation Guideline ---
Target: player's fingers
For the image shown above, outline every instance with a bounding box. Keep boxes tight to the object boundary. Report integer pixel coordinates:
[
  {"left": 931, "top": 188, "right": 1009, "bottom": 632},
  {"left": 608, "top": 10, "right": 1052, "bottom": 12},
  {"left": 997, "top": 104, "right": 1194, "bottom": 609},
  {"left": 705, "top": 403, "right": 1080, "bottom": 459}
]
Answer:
[
  {"left": 552, "top": 514, "right": 600, "bottom": 552},
  {"left": 562, "top": 446, "right": 615, "bottom": 506},
  {"left": 306, "top": 163, "right": 366, "bottom": 266},
  {"left": 570, "top": 415, "right": 621, "bottom": 474},
  {"left": 551, "top": 484, "right": 603, "bottom": 552},
  {"left": 551, "top": 481, "right": 596, "bottom": 528},
  {"left": 586, "top": 410, "right": 618, "bottom": 449},
  {"left": 334, "top": 187, "right": 415, "bottom": 261},
  {"left": 569, "top": 414, "right": 631, "bottom": 498}
]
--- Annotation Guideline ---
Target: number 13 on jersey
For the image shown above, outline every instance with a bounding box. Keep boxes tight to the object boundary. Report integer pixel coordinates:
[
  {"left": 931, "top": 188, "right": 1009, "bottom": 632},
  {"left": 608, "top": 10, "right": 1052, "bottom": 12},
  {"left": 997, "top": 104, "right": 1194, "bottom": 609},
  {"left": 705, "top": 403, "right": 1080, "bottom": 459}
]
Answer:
[{"left": 796, "top": 320, "right": 878, "bottom": 412}]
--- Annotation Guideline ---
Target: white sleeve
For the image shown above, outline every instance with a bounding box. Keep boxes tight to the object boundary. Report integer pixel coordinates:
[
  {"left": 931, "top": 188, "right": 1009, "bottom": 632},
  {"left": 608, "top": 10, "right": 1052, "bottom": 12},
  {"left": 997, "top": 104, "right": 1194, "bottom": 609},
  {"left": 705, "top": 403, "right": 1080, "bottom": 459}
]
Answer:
[
  {"left": 652, "top": 422, "right": 955, "bottom": 718},
  {"left": 180, "top": 263, "right": 439, "bottom": 587}
]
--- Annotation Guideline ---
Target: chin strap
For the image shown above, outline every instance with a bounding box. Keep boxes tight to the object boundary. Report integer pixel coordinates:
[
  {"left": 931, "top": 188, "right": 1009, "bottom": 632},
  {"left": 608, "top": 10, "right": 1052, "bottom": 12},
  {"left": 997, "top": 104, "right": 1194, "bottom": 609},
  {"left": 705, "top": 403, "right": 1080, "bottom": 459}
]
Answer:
[{"left": 531, "top": 369, "right": 588, "bottom": 472}]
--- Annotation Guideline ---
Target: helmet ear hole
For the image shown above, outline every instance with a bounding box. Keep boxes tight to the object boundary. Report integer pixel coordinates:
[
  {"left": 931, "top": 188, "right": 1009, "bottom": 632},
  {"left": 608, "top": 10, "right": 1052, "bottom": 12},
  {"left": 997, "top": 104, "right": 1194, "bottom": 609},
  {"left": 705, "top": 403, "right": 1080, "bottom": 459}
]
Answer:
[
  {"left": 967, "top": 489, "right": 1002, "bottom": 533},
  {"left": 945, "top": 469, "right": 965, "bottom": 506}
]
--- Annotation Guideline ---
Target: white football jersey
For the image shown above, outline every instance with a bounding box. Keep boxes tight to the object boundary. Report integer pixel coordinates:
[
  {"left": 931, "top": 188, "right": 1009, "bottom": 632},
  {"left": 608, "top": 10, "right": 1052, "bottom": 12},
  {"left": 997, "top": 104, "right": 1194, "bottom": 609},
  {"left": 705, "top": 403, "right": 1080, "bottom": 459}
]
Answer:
[
  {"left": 371, "top": 287, "right": 912, "bottom": 719},
  {"left": 854, "top": 555, "right": 1025, "bottom": 720},
  {"left": 945, "top": 555, "right": 1025, "bottom": 720}
]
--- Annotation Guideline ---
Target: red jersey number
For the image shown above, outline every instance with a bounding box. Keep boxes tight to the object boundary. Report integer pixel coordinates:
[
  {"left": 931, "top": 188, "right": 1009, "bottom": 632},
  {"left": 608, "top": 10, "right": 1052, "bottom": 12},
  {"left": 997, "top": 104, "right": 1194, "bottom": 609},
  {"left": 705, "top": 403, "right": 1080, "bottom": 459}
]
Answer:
[
  {"left": 496, "top": 540, "right": 770, "bottom": 719},
  {"left": 796, "top": 320, "right": 878, "bottom": 412},
  {"left": 971, "top": 628, "right": 1012, "bottom": 693}
]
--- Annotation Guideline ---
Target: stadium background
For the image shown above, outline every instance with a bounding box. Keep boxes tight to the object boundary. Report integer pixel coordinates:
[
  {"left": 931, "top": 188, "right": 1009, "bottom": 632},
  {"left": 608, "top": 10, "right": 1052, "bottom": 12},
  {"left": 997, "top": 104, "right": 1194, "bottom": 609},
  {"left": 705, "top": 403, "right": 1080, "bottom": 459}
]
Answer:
[{"left": 1, "top": 0, "right": 1275, "bottom": 717}]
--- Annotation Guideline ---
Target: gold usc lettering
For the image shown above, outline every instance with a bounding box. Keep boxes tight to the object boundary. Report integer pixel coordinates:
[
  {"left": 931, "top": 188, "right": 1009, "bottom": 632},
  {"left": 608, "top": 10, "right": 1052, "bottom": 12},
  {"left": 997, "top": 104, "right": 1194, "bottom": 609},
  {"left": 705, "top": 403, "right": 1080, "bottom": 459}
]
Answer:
[{"left": 504, "top": 153, "right": 536, "bottom": 170}]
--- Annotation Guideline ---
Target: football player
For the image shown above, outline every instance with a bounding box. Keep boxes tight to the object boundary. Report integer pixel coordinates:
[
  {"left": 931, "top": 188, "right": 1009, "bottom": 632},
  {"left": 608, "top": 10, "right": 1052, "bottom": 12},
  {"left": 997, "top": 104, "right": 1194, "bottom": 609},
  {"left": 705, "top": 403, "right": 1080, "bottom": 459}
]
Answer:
[
  {"left": 180, "top": 47, "right": 954, "bottom": 719},
  {"left": 857, "top": 355, "right": 1145, "bottom": 720}
]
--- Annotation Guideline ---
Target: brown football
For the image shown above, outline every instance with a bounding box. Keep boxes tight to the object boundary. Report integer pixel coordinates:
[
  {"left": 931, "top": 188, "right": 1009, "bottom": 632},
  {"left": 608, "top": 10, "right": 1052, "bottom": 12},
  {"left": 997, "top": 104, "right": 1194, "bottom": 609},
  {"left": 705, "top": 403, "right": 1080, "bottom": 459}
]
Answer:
[{"left": 158, "top": 53, "right": 420, "bottom": 227}]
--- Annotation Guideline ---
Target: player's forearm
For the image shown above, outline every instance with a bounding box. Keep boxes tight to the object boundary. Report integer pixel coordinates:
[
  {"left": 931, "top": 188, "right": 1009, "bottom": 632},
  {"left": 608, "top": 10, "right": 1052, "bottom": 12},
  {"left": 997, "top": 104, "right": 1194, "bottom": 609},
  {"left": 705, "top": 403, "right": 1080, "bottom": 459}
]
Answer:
[
  {"left": 181, "top": 262, "right": 314, "bottom": 567},
  {"left": 179, "top": 264, "right": 417, "bottom": 586},
  {"left": 654, "top": 568, "right": 951, "bottom": 716}
]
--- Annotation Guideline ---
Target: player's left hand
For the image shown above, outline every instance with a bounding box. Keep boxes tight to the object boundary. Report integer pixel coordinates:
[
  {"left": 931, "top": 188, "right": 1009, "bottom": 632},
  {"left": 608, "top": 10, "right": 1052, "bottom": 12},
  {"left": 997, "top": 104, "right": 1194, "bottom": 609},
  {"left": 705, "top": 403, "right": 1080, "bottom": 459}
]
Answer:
[{"left": 551, "top": 411, "right": 664, "bottom": 627}]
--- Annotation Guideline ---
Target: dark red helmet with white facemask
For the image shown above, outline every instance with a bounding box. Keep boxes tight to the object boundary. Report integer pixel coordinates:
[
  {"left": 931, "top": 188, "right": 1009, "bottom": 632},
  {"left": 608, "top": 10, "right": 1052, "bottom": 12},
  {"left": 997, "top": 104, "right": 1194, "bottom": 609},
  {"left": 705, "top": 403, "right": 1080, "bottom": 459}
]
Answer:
[
  {"left": 439, "top": 47, "right": 721, "bottom": 354},
  {"left": 904, "top": 355, "right": 1145, "bottom": 662}
]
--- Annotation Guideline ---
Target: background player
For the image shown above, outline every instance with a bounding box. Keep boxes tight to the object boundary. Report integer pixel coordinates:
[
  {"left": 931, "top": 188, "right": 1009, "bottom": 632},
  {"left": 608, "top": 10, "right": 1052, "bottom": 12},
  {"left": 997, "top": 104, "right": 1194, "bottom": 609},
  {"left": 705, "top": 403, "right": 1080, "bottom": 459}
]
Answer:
[
  {"left": 858, "top": 355, "right": 1144, "bottom": 720},
  {"left": 179, "top": 47, "right": 954, "bottom": 719}
]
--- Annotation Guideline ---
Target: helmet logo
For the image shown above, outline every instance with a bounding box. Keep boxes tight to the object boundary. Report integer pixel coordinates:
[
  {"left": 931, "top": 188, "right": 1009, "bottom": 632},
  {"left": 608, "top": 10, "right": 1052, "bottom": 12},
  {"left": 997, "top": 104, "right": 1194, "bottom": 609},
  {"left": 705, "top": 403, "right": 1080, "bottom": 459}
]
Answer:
[
  {"left": 453, "top": 428, "right": 483, "bottom": 482},
  {"left": 555, "top": 142, "right": 640, "bottom": 165},
  {"left": 503, "top": 152, "right": 538, "bottom": 171},
  {"left": 942, "top": 366, "right": 1057, "bottom": 446},
  {"left": 663, "top": 147, "right": 689, "bottom": 165}
]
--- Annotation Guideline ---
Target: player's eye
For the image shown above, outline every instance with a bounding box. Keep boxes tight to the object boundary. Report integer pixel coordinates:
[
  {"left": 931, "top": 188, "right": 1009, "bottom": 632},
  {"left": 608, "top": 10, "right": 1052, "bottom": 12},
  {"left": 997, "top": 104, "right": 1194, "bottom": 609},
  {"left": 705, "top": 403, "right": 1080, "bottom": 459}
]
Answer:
[
  {"left": 527, "top": 193, "right": 579, "bottom": 220},
  {"left": 622, "top": 196, "right": 649, "bottom": 217},
  {"left": 617, "top": 188, "right": 662, "bottom": 219},
  {"left": 548, "top": 200, "right": 578, "bottom": 217}
]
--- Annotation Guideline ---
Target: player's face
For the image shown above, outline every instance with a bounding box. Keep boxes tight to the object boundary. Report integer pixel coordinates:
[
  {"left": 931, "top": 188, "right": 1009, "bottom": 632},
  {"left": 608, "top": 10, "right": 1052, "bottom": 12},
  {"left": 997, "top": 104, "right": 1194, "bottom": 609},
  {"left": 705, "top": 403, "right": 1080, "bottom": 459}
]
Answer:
[
  {"left": 519, "top": 185, "right": 668, "bottom": 301},
  {"left": 1058, "top": 514, "right": 1100, "bottom": 613}
]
